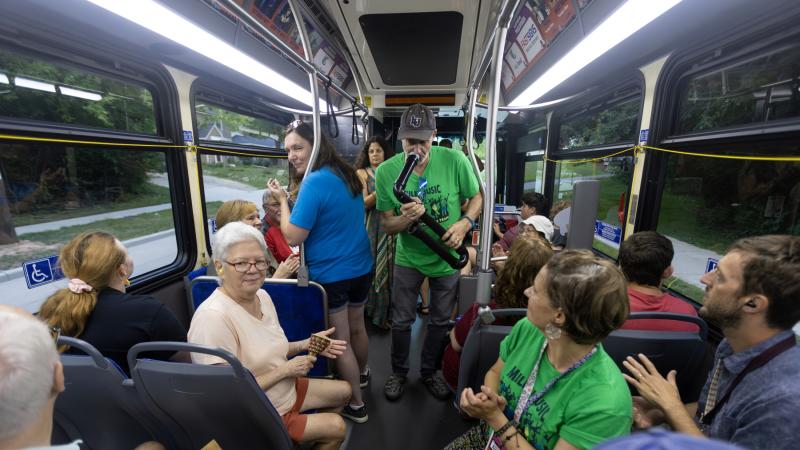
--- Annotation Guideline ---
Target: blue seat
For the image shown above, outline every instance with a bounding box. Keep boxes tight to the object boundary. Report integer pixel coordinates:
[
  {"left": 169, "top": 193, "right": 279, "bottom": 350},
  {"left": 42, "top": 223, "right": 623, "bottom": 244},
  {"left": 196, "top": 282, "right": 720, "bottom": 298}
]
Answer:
[
  {"left": 188, "top": 276, "right": 330, "bottom": 377},
  {"left": 603, "top": 312, "right": 712, "bottom": 402},
  {"left": 52, "top": 336, "right": 176, "bottom": 449},
  {"left": 128, "top": 342, "right": 293, "bottom": 450}
]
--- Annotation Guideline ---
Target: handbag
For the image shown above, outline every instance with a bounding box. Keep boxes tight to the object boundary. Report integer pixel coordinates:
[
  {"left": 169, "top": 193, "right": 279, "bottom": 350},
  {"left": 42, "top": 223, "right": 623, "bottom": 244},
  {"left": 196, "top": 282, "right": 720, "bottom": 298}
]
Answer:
[{"left": 444, "top": 421, "right": 503, "bottom": 450}]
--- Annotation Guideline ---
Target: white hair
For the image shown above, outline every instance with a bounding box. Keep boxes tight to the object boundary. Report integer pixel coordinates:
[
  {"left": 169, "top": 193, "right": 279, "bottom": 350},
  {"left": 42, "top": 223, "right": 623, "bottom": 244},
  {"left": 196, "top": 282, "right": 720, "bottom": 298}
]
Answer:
[
  {"left": 0, "top": 310, "right": 59, "bottom": 440},
  {"left": 212, "top": 221, "right": 268, "bottom": 263}
]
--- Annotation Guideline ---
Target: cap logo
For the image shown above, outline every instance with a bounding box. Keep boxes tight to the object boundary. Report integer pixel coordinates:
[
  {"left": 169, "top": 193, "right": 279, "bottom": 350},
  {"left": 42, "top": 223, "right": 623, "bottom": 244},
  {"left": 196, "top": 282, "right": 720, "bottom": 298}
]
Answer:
[{"left": 409, "top": 114, "right": 422, "bottom": 128}]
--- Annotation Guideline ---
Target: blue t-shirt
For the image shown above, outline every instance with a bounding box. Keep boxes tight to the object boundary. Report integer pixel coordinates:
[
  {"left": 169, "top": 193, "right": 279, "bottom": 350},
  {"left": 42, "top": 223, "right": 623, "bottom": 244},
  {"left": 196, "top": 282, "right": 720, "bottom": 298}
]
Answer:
[{"left": 290, "top": 166, "right": 373, "bottom": 284}]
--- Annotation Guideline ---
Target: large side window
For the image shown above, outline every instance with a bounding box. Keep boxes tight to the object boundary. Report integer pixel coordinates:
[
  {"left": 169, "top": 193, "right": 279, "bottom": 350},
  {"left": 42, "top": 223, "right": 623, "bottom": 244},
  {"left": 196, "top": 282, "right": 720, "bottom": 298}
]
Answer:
[
  {"left": 0, "top": 48, "right": 180, "bottom": 312},
  {"left": 521, "top": 123, "right": 547, "bottom": 194},
  {"left": 194, "top": 99, "right": 289, "bottom": 246},
  {"left": 553, "top": 91, "right": 640, "bottom": 258},
  {"left": 655, "top": 38, "right": 800, "bottom": 304},
  {"left": 675, "top": 44, "right": 800, "bottom": 134}
]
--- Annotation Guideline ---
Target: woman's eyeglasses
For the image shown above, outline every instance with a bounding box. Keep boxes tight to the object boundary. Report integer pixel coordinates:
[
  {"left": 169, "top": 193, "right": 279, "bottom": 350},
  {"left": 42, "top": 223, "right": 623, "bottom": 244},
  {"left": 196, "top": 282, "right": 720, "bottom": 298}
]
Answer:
[{"left": 224, "top": 260, "right": 268, "bottom": 273}]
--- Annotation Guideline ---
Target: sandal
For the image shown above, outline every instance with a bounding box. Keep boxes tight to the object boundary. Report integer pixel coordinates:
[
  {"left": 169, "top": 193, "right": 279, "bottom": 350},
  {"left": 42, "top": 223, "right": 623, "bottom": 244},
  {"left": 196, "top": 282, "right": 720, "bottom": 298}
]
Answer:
[{"left": 417, "top": 304, "right": 430, "bottom": 315}]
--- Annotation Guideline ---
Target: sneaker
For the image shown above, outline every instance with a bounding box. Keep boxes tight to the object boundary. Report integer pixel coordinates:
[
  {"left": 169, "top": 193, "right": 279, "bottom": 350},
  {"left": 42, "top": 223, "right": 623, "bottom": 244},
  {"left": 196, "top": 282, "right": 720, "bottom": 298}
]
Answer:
[
  {"left": 360, "top": 368, "right": 370, "bottom": 388},
  {"left": 341, "top": 403, "right": 368, "bottom": 424},
  {"left": 384, "top": 374, "right": 407, "bottom": 401},
  {"left": 422, "top": 374, "right": 451, "bottom": 400}
]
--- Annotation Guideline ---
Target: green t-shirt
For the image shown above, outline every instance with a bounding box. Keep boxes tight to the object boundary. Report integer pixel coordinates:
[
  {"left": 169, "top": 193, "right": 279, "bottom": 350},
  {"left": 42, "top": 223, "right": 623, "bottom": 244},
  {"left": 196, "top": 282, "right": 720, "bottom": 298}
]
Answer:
[
  {"left": 375, "top": 146, "right": 480, "bottom": 277},
  {"left": 498, "top": 320, "right": 632, "bottom": 450}
]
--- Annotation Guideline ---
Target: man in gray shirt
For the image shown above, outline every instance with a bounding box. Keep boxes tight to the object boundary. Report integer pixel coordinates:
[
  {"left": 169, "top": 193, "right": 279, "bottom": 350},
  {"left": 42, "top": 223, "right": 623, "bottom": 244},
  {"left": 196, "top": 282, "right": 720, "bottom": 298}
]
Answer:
[{"left": 623, "top": 235, "right": 800, "bottom": 450}]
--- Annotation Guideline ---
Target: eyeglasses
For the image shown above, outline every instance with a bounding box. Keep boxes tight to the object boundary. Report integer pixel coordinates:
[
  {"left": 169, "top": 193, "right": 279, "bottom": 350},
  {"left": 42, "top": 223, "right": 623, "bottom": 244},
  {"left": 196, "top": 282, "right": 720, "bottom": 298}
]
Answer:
[{"left": 224, "top": 260, "right": 268, "bottom": 273}]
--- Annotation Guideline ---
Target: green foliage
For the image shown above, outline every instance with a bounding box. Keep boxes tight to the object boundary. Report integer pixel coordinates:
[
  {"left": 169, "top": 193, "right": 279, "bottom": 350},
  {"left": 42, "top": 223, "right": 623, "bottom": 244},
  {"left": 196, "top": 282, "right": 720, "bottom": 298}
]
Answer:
[
  {"left": 0, "top": 50, "right": 156, "bottom": 134},
  {"left": 559, "top": 98, "right": 639, "bottom": 150},
  {"left": 195, "top": 103, "right": 282, "bottom": 148}
]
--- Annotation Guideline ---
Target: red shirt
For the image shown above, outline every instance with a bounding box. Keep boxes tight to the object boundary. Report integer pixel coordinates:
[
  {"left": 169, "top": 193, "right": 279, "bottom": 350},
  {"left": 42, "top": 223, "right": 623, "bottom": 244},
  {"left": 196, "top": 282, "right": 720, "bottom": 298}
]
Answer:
[
  {"left": 263, "top": 216, "right": 293, "bottom": 263},
  {"left": 621, "top": 287, "right": 700, "bottom": 333}
]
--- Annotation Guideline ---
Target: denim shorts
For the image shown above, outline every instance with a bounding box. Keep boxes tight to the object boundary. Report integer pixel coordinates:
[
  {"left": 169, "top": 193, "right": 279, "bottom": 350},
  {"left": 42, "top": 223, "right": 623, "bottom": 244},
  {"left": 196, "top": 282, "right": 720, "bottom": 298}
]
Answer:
[{"left": 321, "top": 271, "right": 373, "bottom": 312}]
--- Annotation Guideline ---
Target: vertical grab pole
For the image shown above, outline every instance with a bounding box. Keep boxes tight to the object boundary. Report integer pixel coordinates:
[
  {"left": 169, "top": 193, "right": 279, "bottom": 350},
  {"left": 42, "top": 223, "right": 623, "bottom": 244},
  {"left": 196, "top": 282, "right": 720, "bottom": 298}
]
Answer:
[
  {"left": 287, "top": 0, "right": 319, "bottom": 287},
  {"left": 475, "top": 25, "right": 508, "bottom": 310}
]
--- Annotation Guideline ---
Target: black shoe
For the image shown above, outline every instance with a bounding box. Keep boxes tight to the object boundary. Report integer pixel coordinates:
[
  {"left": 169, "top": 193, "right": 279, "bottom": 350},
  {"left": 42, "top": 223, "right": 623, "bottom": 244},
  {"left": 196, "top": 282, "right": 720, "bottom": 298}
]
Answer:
[
  {"left": 341, "top": 403, "right": 368, "bottom": 424},
  {"left": 360, "top": 368, "right": 370, "bottom": 388},
  {"left": 422, "top": 374, "right": 451, "bottom": 400},
  {"left": 384, "top": 374, "right": 407, "bottom": 401}
]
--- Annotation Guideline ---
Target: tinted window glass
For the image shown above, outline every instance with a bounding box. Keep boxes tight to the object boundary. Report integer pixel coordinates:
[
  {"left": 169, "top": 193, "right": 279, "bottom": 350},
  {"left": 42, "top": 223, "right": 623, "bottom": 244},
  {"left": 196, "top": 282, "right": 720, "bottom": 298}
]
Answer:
[
  {"left": 0, "top": 49, "right": 157, "bottom": 134},
  {"left": 195, "top": 103, "right": 283, "bottom": 149},
  {"left": 676, "top": 45, "right": 800, "bottom": 134},
  {"left": 559, "top": 97, "right": 640, "bottom": 150},
  {"left": 524, "top": 158, "right": 544, "bottom": 194},
  {"left": 656, "top": 152, "right": 800, "bottom": 303},
  {"left": 0, "top": 143, "right": 177, "bottom": 311},
  {"left": 553, "top": 156, "right": 633, "bottom": 258}
]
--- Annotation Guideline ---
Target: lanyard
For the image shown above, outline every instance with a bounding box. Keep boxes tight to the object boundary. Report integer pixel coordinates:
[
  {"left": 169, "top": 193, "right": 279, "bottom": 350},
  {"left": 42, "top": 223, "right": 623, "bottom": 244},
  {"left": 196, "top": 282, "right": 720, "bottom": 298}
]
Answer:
[
  {"left": 698, "top": 334, "right": 796, "bottom": 426},
  {"left": 513, "top": 341, "right": 597, "bottom": 422}
]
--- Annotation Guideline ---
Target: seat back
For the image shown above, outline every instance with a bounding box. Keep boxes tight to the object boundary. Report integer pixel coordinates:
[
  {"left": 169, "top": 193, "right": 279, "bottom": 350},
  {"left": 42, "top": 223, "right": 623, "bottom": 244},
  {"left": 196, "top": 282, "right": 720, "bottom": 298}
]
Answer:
[
  {"left": 189, "top": 276, "right": 330, "bottom": 376},
  {"left": 187, "top": 274, "right": 218, "bottom": 315},
  {"left": 603, "top": 313, "right": 711, "bottom": 401},
  {"left": 53, "top": 337, "right": 173, "bottom": 449},
  {"left": 128, "top": 342, "right": 293, "bottom": 450},
  {"left": 456, "top": 308, "right": 527, "bottom": 410},
  {"left": 262, "top": 278, "right": 330, "bottom": 377}
]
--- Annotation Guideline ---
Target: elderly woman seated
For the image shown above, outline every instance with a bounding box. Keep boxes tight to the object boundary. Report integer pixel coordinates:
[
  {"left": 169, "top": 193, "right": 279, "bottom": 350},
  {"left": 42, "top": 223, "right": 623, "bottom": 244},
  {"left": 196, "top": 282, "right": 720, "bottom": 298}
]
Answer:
[
  {"left": 448, "top": 250, "right": 632, "bottom": 450},
  {"left": 215, "top": 199, "right": 299, "bottom": 279},
  {"left": 188, "top": 222, "right": 351, "bottom": 450}
]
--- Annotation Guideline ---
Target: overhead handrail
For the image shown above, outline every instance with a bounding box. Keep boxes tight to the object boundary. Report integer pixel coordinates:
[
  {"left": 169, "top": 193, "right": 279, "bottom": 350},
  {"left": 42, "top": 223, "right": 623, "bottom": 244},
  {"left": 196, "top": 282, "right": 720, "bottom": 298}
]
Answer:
[
  {"left": 465, "top": 0, "right": 524, "bottom": 99},
  {"left": 392, "top": 153, "right": 469, "bottom": 269},
  {"left": 221, "top": 0, "right": 367, "bottom": 115}
]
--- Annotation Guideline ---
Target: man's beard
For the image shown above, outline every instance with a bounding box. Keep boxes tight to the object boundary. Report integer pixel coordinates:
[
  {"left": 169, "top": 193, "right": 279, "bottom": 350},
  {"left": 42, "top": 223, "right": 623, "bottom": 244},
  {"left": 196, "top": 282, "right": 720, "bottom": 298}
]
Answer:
[{"left": 699, "top": 301, "right": 744, "bottom": 329}]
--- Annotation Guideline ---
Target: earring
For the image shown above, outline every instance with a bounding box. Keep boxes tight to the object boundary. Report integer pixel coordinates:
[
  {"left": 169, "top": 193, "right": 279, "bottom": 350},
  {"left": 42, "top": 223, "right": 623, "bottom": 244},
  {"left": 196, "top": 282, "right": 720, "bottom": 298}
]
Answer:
[
  {"left": 123, "top": 278, "right": 131, "bottom": 287},
  {"left": 545, "top": 322, "right": 562, "bottom": 340}
]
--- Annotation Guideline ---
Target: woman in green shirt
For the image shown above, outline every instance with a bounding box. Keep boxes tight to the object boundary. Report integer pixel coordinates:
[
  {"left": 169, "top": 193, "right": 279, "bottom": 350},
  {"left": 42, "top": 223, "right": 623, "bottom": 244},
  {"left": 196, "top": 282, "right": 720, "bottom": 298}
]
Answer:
[{"left": 452, "top": 250, "right": 632, "bottom": 450}]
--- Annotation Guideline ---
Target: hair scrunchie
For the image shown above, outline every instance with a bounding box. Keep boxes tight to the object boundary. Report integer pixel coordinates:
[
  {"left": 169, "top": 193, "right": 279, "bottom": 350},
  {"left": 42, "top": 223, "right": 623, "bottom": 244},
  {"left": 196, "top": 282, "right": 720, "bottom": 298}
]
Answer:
[{"left": 68, "top": 278, "right": 93, "bottom": 294}]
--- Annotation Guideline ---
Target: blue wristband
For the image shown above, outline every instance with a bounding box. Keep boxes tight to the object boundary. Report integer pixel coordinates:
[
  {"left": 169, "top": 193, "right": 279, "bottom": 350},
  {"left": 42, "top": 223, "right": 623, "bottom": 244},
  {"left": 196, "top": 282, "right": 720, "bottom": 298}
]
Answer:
[{"left": 460, "top": 215, "right": 475, "bottom": 230}]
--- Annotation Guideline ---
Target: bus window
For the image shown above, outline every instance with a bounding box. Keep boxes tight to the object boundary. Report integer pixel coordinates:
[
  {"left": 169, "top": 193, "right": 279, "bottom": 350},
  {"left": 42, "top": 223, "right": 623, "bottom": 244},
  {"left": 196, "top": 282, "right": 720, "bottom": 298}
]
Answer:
[
  {"left": 524, "top": 158, "right": 545, "bottom": 193},
  {"left": 0, "top": 49, "right": 157, "bottom": 135},
  {"left": 194, "top": 102, "right": 289, "bottom": 240},
  {"left": 520, "top": 123, "right": 546, "bottom": 194},
  {"left": 656, "top": 153, "right": 800, "bottom": 303},
  {"left": 675, "top": 44, "right": 800, "bottom": 134},
  {"left": 0, "top": 48, "right": 177, "bottom": 312},
  {"left": 553, "top": 156, "right": 634, "bottom": 258},
  {"left": 554, "top": 92, "right": 640, "bottom": 258}
]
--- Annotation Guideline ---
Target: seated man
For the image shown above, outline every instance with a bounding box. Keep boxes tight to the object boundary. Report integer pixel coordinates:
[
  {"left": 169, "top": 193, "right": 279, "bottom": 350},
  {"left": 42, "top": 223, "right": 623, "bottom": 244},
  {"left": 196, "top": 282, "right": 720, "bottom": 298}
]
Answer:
[
  {"left": 0, "top": 305, "right": 74, "bottom": 450},
  {"left": 493, "top": 192, "right": 548, "bottom": 252},
  {"left": 618, "top": 231, "right": 699, "bottom": 332},
  {"left": 624, "top": 235, "right": 800, "bottom": 450}
]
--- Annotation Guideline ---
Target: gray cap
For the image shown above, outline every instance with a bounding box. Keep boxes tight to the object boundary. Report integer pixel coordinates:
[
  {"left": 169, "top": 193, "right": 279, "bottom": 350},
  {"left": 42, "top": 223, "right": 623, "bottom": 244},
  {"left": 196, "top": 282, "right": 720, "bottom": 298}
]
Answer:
[{"left": 398, "top": 103, "right": 437, "bottom": 141}]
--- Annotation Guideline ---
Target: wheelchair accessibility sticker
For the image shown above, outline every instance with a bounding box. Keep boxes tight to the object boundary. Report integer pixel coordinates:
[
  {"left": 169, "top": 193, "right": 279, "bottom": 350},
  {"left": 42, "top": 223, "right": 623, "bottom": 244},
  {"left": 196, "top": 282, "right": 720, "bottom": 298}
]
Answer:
[{"left": 23, "top": 255, "right": 64, "bottom": 289}]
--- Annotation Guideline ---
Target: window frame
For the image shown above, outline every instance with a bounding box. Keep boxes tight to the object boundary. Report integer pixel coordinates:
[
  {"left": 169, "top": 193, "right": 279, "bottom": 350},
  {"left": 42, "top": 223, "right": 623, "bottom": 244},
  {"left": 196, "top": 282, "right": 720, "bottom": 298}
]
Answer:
[
  {"left": 191, "top": 83, "right": 293, "bottom": 257},
  {"left": 0, "top": 42, "right": 193, "bottom": 291}
]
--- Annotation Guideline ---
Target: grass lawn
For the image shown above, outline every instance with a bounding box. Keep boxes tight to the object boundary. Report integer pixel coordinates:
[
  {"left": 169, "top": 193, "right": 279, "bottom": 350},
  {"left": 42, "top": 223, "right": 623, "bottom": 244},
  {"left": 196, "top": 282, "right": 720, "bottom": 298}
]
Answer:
[
  {"left": 656, "top": 191, "right": 729, "bottom": 254},
  {"left": 2, "top": 209, "right": 176, "bottom": 271},
  {"left": 11, "top": 182, "right": 171, "bottom": 227},
  {"left": 592, "top": 238, "right": 620, "bottom": 259},
  {"left": 202, "top": 164, "right": 288, "bottom": 189},
  {"left": 205, "top": 201, "right": 223, "bottom": 219},
  {"left": 664, "top": 276, "right": 705, "bottom": 304}
]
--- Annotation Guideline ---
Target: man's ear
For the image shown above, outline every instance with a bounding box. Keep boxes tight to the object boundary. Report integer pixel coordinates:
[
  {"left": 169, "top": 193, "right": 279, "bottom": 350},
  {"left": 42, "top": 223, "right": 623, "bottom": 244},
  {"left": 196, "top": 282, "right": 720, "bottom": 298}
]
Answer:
[
  {"left": 743, "top": 294, "right": 769, "bottom": 313},
  {"left": 53, "top": 360, "right": 65, "bottom": 396},
  {"left": 661, "top": 265, "right": 674, "bottom": 280}
]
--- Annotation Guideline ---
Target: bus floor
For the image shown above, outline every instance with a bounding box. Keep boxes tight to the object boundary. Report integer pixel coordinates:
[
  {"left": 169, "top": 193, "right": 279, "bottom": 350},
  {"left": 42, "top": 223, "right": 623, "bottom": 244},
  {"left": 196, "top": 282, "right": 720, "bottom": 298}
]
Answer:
[{"left": 341, "top": 315, "right": 473, "bottom": 450}]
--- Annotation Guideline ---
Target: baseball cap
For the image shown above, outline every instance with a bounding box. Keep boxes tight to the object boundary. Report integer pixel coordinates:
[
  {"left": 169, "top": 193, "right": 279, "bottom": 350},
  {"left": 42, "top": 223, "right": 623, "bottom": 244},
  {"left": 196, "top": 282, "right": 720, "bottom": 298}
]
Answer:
[
  {"left": 398, "top": 103, "right": 437, "bottom": 141},
  {"left": 595, "top": 430, "right": 746, "bottom": 450},
  {"left": 522, "top": 215, "right": 554, "bottom": 242}
]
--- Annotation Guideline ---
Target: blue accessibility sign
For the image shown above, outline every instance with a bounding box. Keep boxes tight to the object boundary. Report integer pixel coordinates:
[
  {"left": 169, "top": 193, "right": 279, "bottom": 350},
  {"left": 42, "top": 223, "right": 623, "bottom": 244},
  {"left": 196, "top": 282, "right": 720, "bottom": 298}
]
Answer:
[
  {"left": 594, "top": 220, "right": 622, "bottom": 244},
  {"left": 705, "top": 258, "right": 718, "bottom": 273},
  {"left": 23, "top": 255, "right": 64, "bottom": 289},
  {"left": 183, "top": 130, "right": 194, "bottom": 143}
]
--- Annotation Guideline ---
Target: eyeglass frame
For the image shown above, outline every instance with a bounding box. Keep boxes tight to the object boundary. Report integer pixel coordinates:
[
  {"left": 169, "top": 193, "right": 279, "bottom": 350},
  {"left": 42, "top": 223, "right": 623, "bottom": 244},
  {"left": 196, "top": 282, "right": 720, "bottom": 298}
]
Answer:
[{"left": 223, "top": 260, "right": 269, "bottom": 273}]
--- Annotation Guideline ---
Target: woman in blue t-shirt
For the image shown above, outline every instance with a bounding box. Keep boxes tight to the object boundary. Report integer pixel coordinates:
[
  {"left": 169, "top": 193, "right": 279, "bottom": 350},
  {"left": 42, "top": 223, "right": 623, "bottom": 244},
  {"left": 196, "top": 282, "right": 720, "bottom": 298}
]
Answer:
[{"left": 268, "top": 120, "right": 373, "bottom": 424}]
